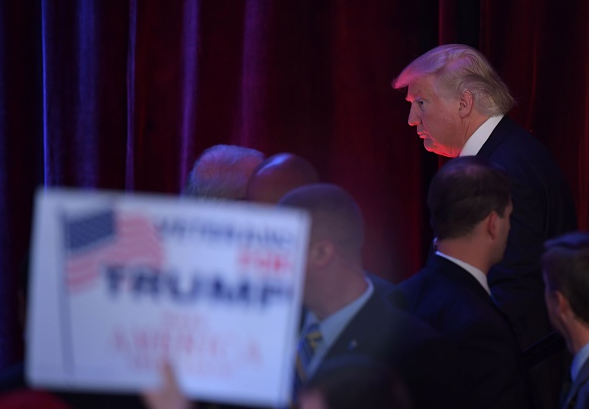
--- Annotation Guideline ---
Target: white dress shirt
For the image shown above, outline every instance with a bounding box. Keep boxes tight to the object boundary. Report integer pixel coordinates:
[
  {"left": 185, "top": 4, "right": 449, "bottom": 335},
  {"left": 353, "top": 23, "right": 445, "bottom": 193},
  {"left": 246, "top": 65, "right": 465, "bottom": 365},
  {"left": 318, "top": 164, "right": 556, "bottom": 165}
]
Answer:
[
  {"left": 300, "top": 277, "right": 374, "bottom": 378},
  {"left": 436, "top": 251, "right": 491, "bottom": 295},
  {"left": 460, "top": 115, "right": 503, "bottom": 156}
]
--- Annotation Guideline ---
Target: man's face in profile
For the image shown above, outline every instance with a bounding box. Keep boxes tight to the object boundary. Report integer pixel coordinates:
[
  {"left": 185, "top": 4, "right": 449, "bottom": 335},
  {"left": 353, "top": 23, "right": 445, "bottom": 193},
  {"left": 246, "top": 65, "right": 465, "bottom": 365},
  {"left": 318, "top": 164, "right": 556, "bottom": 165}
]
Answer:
[{"left": 405, "top": 75, "right": 464, "bottom": 158}]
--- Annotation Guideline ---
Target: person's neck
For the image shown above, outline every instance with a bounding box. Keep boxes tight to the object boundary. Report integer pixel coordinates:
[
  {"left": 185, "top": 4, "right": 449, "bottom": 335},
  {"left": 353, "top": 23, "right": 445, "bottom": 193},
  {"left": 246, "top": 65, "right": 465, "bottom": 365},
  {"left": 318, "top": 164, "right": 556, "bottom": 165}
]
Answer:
[
  {"left": 311, "top": 266, "right": 368, "bottom": 321},
  {"left": 466, "top": 116, "right": 489, "bottom": 135},
  {"left": 568, "top": 323, "right": 589, "bottom": 355},
  {"left": 437, "top": 240, "right": 492, "bottom": 274},
  {"left": 458, "top": 112, "right": 491, "bottom": 150}
]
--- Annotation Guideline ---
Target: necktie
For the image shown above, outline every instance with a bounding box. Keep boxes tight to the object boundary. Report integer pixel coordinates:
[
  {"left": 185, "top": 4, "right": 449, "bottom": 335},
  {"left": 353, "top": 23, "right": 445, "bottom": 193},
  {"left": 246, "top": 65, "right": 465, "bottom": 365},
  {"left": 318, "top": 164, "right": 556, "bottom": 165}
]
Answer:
[{"left": 293, "top": 322, "right": 322, "bottom": 402}]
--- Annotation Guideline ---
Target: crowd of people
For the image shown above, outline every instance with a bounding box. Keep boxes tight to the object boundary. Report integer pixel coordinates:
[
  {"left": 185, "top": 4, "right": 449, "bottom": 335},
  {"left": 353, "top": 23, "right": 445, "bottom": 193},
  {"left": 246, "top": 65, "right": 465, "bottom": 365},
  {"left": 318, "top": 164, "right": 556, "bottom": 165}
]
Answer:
[{"left": 0, "top": 44, "right": 586, "bottom": 409}]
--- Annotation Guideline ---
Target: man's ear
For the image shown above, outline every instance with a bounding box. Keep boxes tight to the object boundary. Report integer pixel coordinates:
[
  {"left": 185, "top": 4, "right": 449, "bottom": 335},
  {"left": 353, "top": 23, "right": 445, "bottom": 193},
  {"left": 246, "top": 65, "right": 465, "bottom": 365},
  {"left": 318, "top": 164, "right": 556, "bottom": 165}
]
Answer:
[
  {"left": 308, "top": 239, "right": 335, "bottom": 268},
  {"left": 485, "top": 211, "right": 499, "bottom": 240},
  {"left": 555, "top": 291, "right": 574, "bottom": 319},
  {"left": 458, "top": 90, "right": 474, "bottom": 118}
]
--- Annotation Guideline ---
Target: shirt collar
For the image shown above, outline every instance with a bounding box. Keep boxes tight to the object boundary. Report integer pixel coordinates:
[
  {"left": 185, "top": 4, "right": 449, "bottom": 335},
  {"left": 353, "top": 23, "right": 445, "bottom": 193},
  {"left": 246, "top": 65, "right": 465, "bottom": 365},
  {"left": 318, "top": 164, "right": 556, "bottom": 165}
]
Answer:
[
  {"left": 304, "top": 277, "right": 374, "bottom": 347},
  {"left": 571, "top": 341, "right": 589, "bottom": 381},
  {"left": 460, "top": 115, "right": 503, "bottom": 156},
  {"left": 435, "top": 251, "right": 491, "bottom": 295}
]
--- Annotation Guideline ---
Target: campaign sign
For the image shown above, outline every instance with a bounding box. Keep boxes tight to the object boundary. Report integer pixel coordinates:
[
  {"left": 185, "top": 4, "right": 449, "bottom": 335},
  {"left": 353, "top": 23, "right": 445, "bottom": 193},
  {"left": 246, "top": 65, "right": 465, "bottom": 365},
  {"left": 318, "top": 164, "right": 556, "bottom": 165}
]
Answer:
[{"left": 26, "top": 188, "right": 310, "bottom": 407}]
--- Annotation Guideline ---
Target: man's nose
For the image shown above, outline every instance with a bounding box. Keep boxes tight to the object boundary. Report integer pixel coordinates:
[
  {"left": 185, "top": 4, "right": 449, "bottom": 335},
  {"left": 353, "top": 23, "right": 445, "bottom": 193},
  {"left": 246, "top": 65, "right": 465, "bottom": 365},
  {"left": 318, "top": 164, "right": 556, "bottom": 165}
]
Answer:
[{"left": 408, "top": 106, "right": 420, "bottom": 126}]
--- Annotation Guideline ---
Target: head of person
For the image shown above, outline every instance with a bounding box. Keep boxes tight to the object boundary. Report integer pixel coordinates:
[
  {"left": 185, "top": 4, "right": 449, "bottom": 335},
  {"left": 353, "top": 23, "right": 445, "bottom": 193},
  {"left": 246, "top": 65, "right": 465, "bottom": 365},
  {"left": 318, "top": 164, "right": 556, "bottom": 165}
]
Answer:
[
  {"left": 246, "top": 153, "right": 319, "bottom": 204},
  {"left": 182, "top": 144, "right": 264, "bottom": 200},
  {"left": 278, "top": 184, "right": 364, "bottom": 308},
  {"left": 542, "top": 232, "right": 589, "bottom": 349},
  {"left": 392, "top": 44, "right": 515, "bottom": 157},
  {"left": 299, "top": 355, "right": 413, "bottom": 409},
  {"left": 428, "top": 156, "right": 512, "bottom": 262}
]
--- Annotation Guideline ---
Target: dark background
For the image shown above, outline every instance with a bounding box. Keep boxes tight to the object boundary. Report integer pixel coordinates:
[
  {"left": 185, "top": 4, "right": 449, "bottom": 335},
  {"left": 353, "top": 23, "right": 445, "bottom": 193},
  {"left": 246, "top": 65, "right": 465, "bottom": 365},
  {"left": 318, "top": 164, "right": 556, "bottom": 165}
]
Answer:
[{"left": 0, "top": 0, "right": 587, "bottom": 369}]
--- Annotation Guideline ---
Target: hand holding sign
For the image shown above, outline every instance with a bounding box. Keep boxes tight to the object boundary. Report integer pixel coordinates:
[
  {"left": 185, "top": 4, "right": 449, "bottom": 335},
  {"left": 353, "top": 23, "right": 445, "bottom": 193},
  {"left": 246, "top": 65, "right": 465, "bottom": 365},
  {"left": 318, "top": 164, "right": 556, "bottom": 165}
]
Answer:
[{"left": 142, "top": 363, "right": 194, "bottom": 409}]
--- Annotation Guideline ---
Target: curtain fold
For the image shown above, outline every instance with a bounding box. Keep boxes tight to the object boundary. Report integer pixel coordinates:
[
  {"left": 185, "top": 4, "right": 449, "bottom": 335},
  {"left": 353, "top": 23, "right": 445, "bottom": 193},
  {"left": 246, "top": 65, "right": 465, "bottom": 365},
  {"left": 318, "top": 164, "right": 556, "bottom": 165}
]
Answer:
[{"left": 0, "top": 1, "right": 43, "bottom": 367}]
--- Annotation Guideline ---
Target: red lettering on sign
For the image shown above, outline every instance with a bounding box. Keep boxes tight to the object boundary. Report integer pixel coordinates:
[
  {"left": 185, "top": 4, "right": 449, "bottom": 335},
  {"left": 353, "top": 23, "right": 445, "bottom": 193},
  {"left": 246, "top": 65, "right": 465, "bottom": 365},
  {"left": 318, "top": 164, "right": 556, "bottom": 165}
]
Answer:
[{"left": 237, "top": 250, "right": 293, "bottom": 276}]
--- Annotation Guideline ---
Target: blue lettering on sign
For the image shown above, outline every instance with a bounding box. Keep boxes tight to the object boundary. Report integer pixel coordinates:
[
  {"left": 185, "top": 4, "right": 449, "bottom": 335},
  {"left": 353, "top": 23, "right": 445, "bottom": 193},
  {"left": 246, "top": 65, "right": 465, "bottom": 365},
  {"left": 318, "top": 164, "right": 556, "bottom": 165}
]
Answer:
[
  {"left": 153, "top": 218, "right": 296, "bottom": 250},
  {"left": 104, "top": 266, "right": 293, "bottom": 308}
]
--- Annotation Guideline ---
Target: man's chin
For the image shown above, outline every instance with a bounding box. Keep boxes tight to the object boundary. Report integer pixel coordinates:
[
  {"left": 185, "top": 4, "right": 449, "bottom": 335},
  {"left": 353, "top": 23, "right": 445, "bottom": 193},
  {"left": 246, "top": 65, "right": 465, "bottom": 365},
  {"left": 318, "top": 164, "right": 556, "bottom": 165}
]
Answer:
[
  {"left": 423, "top": 142, "right": 442, "bottom": 156},
  {"left": 423, "top": 141, "right": 454, "bottom": 158}
]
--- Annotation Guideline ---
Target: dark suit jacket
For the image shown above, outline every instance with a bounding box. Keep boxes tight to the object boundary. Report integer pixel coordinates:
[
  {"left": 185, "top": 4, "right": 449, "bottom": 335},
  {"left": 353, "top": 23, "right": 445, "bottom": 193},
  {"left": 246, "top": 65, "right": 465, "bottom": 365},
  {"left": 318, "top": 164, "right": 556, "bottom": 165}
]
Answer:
[
  {"left": 394, "top": 255, "right": 533, "bottom": 409},
  {"left": 312, "top": 290, "right": 467, "bottom": 409},
  {"left": 563, "top": 358, "right": 589, "bottom": 409},
  {"left": 367, "top": 271, "right": 396, "bottom": 297},
  {"left": 477, "top": 115, "right": 578, "bottom": 348}
]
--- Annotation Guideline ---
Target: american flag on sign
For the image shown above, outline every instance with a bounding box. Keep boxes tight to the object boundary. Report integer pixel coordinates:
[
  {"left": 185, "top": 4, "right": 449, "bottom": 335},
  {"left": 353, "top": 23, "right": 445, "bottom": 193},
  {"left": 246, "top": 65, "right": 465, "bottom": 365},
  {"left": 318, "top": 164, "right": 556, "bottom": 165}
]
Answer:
[{"left": 63, "top": 209, "right": 164, "bottom": 291}]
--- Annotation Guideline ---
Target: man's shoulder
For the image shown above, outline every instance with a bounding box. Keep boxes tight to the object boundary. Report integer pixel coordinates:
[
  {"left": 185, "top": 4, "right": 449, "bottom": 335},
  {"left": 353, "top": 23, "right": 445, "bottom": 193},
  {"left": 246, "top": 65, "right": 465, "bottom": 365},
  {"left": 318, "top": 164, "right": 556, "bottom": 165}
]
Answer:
[
  {"left": 483, "top": 115, "right": 577, "bottom": 227},
  {"left": 335, "top": 291, "right": 441, "bottom": 347},
  {"left": 363, "top": 292, "right": 448, "bottom": 344},
  {"left": 395, "top": 260, "right": 465, "bottom": 301},
  {"left": 327, "top": 293, "right": 467, "bottom": 409},
  {"left": 395, "top": 261, "right": 502, "bottom": 330},
  {"left": 366, "top": 271, "right": 395, "bottom": 297},
  {"left": 571, "top": 361, "right": 589, "bottom": 409},
  {"left": 483, "top": 116, "right": 559, "bottom": 168}
]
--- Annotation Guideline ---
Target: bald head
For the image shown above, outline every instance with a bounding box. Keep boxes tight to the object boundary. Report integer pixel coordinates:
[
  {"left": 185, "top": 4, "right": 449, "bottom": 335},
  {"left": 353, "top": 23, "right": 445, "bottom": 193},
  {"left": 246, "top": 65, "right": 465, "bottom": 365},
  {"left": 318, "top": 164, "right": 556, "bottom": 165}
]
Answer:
[
  {"left": 278, "top": 183, "right": 364, "bottom": 261},
  {"left": 246, "top": 153, "right": 319, "bottom": 203}
]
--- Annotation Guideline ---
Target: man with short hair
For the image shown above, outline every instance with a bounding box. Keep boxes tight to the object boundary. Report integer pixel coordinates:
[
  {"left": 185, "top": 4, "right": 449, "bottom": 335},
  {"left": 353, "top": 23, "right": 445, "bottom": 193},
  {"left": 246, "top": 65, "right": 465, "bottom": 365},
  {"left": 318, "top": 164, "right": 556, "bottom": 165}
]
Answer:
[
  {"left": 394, "top": 156, "right": 533, "bottom": 409},
  {"left": 393, "top": 44, "right": 577, "bottom": 409},
  {"left": 183, "top": 144, "right": 264, "bottom": 200},
  {"left": 542, "top": 232, "right": 589, "bottom": 409},
  {"left": 247, "top": 152, "right": 394, "bottom": 296},
  {"left": 279, "top": 183, "right": 465, "bottom": 409}
]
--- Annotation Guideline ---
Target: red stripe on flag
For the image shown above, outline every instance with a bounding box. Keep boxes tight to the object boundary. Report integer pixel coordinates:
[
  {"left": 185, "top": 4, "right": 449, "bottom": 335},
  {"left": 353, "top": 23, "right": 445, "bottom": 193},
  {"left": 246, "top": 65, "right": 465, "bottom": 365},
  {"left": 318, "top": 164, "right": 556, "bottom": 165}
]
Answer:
[{"left": 66, "top": 213, "right": 164, "bottom": 291}]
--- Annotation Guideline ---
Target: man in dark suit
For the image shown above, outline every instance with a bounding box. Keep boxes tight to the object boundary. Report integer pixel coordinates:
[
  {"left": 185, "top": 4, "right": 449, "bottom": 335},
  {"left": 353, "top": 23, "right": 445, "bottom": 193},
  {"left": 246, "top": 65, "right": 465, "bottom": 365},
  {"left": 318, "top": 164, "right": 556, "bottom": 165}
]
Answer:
[
  {"left": 278, "top": 183, "right": 465, "bottom": 409},
  {"left": 393, "top": 43, "right": 577, "bottom": 409},
  {"left": 141, "top": 183, "right": 464, "bottom": 409},
  {"left": 542, "top": 232, "right": 589, "bottom": 409},
  {"left": 394, "top": 156, "right": 533, "bottom": 409}
]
